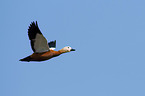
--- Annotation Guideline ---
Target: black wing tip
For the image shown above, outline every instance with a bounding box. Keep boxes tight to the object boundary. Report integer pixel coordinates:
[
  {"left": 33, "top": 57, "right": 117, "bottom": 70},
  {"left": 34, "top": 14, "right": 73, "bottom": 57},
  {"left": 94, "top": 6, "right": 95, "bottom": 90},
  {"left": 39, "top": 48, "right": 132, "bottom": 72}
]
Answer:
[
  {"left": 48, "top": 40, "right": 56, "bottom": 48},
  {"left": 29, "top": 21, "right": 37, "bottom": 29},
  {"left": 28, "top": 21, "right": 42, "bottom": 40},
  {"left": 36, "top": 21, "right": 38, "bottom": 26},
  {"left": 49, "top": 40, "right": 56, "bottom": 43},
  {"left": 30, "top": 21, "right": 38, "bottom": 27}
]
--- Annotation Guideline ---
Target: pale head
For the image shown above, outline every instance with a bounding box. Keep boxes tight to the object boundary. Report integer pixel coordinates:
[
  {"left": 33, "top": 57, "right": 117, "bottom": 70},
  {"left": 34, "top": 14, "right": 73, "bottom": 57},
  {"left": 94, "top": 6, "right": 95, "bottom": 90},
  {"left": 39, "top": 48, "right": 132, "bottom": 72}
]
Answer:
[{"left": 59, "top": 46, "right": 75, "bottom": 53}]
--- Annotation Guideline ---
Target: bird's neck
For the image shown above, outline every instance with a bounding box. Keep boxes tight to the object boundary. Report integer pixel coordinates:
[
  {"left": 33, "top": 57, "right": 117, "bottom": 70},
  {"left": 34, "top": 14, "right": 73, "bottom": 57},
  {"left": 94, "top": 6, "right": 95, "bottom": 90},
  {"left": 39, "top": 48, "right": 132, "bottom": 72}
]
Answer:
[{"left": 58, "top": 49, "right": 66, "bottom": 54}]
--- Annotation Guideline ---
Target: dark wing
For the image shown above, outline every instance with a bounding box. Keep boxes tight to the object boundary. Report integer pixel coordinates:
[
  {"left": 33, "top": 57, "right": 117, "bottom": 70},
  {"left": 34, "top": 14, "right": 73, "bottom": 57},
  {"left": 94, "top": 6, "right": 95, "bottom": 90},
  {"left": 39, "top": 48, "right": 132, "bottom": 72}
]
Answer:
[
  {"left": 28, "top": 21, "right": 49, "bottom": 53},
  {"left": 48, "top": 40, "right": 56, "bottom": 50}
]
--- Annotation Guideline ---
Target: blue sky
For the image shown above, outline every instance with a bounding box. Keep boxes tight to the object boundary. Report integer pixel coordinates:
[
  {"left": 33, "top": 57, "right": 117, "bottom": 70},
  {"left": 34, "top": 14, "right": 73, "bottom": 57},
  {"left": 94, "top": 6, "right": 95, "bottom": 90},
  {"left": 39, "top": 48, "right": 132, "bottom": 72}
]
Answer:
[{"left": 1, "top": 0, "right": 145, "bottom": 96}]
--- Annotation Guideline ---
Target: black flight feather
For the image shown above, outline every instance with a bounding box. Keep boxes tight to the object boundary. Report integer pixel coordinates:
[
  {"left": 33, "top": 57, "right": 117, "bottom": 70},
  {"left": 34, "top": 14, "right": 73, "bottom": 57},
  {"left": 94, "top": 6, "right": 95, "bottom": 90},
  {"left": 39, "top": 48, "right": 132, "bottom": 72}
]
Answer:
[
  {"left": 28, "top": 21, "right": 42, "bottom": 40},
  {"left": 48, "top": 40, "right": 56, "bottom": 48}
]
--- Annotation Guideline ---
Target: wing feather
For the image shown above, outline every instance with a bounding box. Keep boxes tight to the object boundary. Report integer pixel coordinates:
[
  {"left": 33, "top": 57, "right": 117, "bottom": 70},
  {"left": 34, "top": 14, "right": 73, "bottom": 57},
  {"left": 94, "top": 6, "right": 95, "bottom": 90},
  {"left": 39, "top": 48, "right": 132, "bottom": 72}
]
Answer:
[
  {"left": 28, "top": 21, "right": 49, "bottom": 53},
  {"left": 48, "top": 40, "right": 56, "bottom": 50}
]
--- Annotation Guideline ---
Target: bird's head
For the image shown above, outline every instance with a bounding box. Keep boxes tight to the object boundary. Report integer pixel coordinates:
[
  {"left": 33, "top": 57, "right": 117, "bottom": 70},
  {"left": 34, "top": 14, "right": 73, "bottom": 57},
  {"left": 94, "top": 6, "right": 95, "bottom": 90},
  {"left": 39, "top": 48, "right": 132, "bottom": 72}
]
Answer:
[{"left": 59, "top": 46, "right": 75, "bottom": 53}]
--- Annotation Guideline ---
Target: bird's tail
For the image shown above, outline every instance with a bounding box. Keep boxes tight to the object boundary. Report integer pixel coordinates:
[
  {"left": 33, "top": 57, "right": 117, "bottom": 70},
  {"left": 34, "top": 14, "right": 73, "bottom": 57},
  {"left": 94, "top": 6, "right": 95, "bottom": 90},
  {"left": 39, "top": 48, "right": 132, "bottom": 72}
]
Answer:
[{"left": 19, "top": 56, "right": 31, "bottom": 62}]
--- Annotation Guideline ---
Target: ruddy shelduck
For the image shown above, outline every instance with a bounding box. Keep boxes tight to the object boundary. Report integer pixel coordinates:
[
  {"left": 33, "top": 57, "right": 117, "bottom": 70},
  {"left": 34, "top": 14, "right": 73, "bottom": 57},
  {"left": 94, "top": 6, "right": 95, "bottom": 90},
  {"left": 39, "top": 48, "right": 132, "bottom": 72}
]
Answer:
[{"left": 20, "top": 21, "right": 75, "bottom": 62}]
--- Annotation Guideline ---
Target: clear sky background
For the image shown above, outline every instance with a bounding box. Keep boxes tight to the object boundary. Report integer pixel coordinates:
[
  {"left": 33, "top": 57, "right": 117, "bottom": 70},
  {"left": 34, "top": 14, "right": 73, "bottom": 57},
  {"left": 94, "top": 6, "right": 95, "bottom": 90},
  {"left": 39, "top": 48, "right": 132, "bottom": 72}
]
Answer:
[{"left": 1, "top": 0, "right": 145, "bottom": 96}]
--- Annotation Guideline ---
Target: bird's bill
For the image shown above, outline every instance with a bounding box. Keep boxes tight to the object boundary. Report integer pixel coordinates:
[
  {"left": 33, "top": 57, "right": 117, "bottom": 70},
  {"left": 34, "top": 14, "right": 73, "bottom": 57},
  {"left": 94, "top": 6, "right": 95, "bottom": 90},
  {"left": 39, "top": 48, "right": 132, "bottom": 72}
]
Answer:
[{"left": 70, "top": 49, "right": 75, "bottom": 51}]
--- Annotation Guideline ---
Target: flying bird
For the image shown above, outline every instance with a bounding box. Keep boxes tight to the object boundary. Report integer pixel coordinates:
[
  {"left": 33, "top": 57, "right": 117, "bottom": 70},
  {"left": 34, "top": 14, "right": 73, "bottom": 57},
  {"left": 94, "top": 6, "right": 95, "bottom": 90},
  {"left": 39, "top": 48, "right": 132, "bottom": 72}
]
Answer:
[{"left": 20, "top": 21, "right": 75, "bottom": 62}]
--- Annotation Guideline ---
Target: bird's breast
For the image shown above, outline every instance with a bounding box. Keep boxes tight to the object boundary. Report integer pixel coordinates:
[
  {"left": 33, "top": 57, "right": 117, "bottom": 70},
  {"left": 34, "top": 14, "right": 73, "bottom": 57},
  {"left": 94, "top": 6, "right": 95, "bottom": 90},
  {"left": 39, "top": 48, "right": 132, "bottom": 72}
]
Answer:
[{"left": 30, "top": 50, "right": 61, "bottom": 61}]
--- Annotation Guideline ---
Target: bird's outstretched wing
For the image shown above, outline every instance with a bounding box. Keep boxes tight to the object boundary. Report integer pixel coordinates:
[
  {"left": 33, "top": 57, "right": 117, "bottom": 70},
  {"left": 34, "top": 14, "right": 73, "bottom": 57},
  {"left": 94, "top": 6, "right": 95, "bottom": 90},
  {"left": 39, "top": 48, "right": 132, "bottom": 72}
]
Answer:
[
  {"left": 28, "top": 21, "right": 49, "bottom": 53},
  {"left": 48, "top": 40, "right": 56, "bottom": 50}
]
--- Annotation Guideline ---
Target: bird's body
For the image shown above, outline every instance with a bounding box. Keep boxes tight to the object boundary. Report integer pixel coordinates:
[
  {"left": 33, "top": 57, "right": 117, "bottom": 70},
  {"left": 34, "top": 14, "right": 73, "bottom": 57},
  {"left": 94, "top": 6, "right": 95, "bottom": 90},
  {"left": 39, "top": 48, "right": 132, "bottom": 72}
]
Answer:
[
  {"left": 20, "top": 21, "right": 75, "bottom": 62},
  {"left": 20, "top": 50, "right": 61, "bottom": 61}
]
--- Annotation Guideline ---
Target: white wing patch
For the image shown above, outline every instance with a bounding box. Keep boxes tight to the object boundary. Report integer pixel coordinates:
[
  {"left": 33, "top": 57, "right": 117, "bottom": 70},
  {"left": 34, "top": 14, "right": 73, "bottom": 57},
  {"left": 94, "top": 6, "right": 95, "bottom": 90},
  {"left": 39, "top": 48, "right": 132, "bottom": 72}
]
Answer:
[
  {"left": 49, "top": 47, "right": 56, "bottom": 50},
  {"left": 33, "top": 34, "right": 49, "bottom": 53}
]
